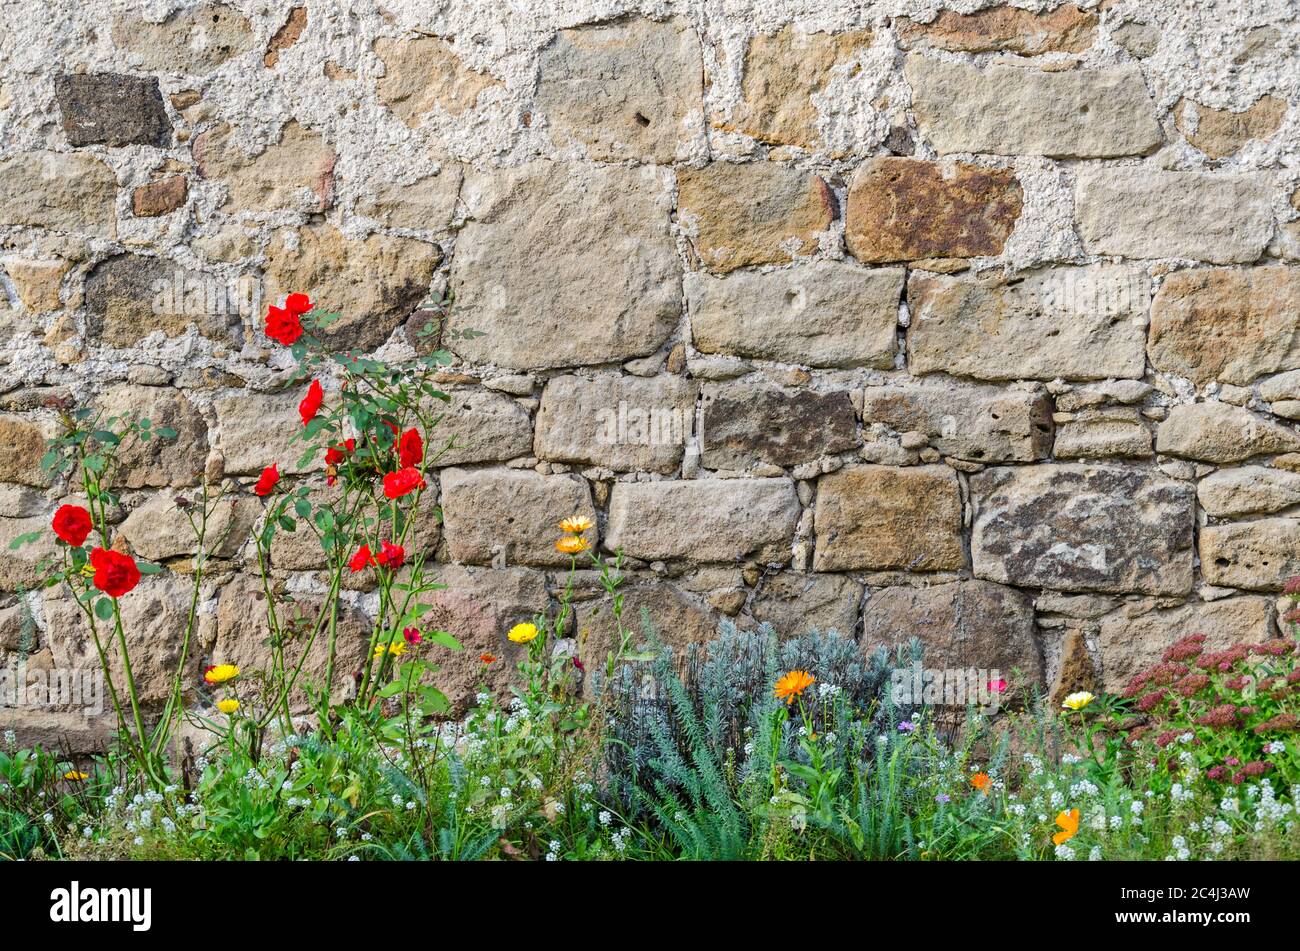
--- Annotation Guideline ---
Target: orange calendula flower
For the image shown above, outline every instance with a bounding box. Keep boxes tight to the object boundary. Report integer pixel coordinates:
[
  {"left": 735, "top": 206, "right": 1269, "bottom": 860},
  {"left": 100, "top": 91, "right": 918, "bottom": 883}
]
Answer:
[
  {"left": 555, "top": 535, "right": 589, "bottom": 555},
  {"left": 773, "top": 670, "right": 815, "bottom": 705},
  {"left": 508, "top": 623, "right": 539, "bottom": 644},
  {"left": 559, "top": 515, "right": 593, "bottom": 534},
  {"left": 216, "top": 698, "right": 240, "bottom": 715},
  {"left": 1053, "top": 808, "right": 1080, "bottom": 845},
  {"left": 971, "top": 772, "right": 992, "bottom": 793},
  {"left": 63, "top": 770, "right": 89, "bottom": 781},
  {"left": 204, "top": 664, "right": 239, "bottom": 685}
]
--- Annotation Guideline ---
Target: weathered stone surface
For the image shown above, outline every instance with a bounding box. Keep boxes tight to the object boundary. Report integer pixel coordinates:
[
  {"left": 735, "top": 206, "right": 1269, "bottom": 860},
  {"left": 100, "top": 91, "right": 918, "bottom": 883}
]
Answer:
[
  {"left": 1099, "top": 597, "right": 1275, "bottom": 691},
  {"left": 0, "top": 415, "right": 52, "bottom": 487},
  {"left": 45, "top": 576, "right": 207, "bottom": 706},
  {"left": 577, "top": 580, "right": 720, "bottom": 676},
  {"left": 702, "top": 382, "right": 856, "bottom": 469},
  {"left": 1200, "top": 518, "right": 1300, "bottom": 590},
  {"left": 716, "top": 26, "right": 871, "bottom": 148},
  {"left": 606, "top": 478, "right": 799, "bottom": 563},
  {"left": 441, "top": 468, "right": 596, "bottom": 567},
  {"left": 85, "top": 254, "right": 235, "bottom": 347},
  {"left": 0, "top": 152, "right": 117, "bottom": 238},
  {"left": 861, "top": 580, "right": 1042, "bottom": 686},
  {"left": 907, "top": 266, "right": 1149, "bottom": 380},
  {"left": 264, "top": 7, "right": 308, "bottom": 68},
  {"left": 897, "top": 4, "right": 1097, "bottom": 55},
  {"left": 537, "top": 17, "right": 703, "bottom": 163},
  {"left": 96, "top": 385, "right": 208, "bottom": 488},
  {"left": 745, "top": 572, "right": 862, "bottom": 638},
  {"left": 194, "top": 121, "right": 335, "bottom": 212},
  {"left": 1148, "top": 267, "right": 1300, "bottom": 386},
  {"left": 2, "top": 257, "right": 69, "bottom": 313},
  {"left": 971, "top": 464, "right": 1194, "bottom": 595},
  {"left": 1261, "top": 370, "right": 1300, "bottom": 403},
  {"left": 860, "top": 382, "right": 1053, "bottom": 463},
  {"left": 1050, "top": 628, "right": 1098, "bottom": 707},
  {"left": 1053, "top": 413, "right": 1152, "bottom": 458},
  {"left": 213, "top": 390, "right": 310, "bottom": 477},
  {"left": 110, "top": 3, "right": 255, "bottom": 74},
  {"left": 375, "top": 35, "right": 498, "bottom": 125},
  {"left": 207, "top": 573, "right": 369, "bottom": 710},
  {"left": 264, "top": 223, "right": 440, "bottom": 352},
  {"left": 132, "top": 176, "right": 187, "bottom": 217},
  {"left": 1075, "top": 168, "right": 1273, "bottom": 264},
  {"left": 678, "top": 163, "right": 835, "bottom": 272},
  {"left": 907, "top": 59, "right": 1160, "bottom": 158},
  {"left": 118, "top": 493, "right": 259, "bottom": 562},
  {"left": 355, "top": 165, "right": 461, "bottom": 232},
  {"left": 1175, "top": 96, "right": 1287, "bottom": 159},
  {"left": 1155, "top": 402, "right": 1300, "bottom": 463},
  {"left": 448, "top": 163, "right": 680, "bottom": 369},
  {"left": 814, "top": 465, "right": 964, "bottom": 571},
  {"left": 1198, "top": 466, "right": 1300, "bottom": 517},
  {"left": 846, "top": 158, "right": 1022, "bottom": 263},
  {"left": 54, "top": 72, "right": 170, "bottom": 147},
  {"left": 425, "top": 387, "right": 533, "bottom": 467},
  {"left": 535, "top": 374, "right": 696, "bottom": 473},
  {"left": 419, "top": 565, "right": 547, "bottom": 713},
  {"left": 686, "top": 262, "right": 902, "bottom": 369},
  {"left": 0, "top": 514, "right": 58, "bottom": 591}
]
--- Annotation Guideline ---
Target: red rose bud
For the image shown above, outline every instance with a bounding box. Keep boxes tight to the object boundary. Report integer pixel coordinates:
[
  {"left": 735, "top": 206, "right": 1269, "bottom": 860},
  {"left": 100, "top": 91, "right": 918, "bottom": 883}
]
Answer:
[
  {"left": 299, "top": 379, "right": 323, "bottom": 426},
  {"left": 254, "top": 464, "right": 280, "bottom": 496}
]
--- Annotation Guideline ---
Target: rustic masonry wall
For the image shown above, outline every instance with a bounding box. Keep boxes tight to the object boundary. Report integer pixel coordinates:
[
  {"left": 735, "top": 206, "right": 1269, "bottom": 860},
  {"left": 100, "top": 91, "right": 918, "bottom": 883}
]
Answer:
[{"left": 1, "top": 0, "right": 1299, "bottom": 746}]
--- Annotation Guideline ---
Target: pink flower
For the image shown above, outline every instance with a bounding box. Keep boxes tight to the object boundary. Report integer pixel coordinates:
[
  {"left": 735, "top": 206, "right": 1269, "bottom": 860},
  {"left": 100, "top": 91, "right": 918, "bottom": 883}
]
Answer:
[{"left": 403, "top": 627, "right": 422, "bottom": 646}]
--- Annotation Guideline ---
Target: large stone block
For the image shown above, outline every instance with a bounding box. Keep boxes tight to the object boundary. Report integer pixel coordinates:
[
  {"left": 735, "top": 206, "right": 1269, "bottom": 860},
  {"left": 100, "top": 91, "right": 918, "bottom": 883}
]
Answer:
[
  {"left": 745, "top": 571, "right": 863, "bottom": 638},
  {"left": 535, "top": 374, "right": 696, "bottom": 474},
  {"left": 110, "top": 3, "right": 255, "bottom": 74},
  {"left": 685, "top": 261, "right": 902, "bottom": 369},
  {"left": 118, "top": 492, "right": 260, "bottom": 562},
  {"left": 0, "top": 415, "right": 52, "bottom": 487},
  {"left": 859, "top": 382, "right": 1053, "bottom": 463},
  {"left": 1155, "top": 403, "right": 1300, "bottom": 463},
  {"left": 846, "top": 158, "right": 1022, "bottom": 263},
  {"left": 536, "top": 17, "right": 704, "bottom": 163},
  {"left": 1075, "top": 168, "right": 1274, "bottom": 264},
  {"left": 375, "top": 36, "right": 498, "bottom": 125},
  {"left": 678, "top": 162, "right": 835, "bottom": 272},
  {"left": 576, "top": 579, "right": 720, "bottom": 676},
  {"left": 96, "top": 385, "right": 208, "bottom": 489},
  {"left": 970, "top": 464, "right": 1194, "bottom": 595},
  {"left": 605, "top": 478, "right": 799, "bottom": 564},
  {"left": 1200, "top": 519, "right": 1300, "bottom": 591},
  {"left": 813, "top": 465, "right": 964, "bottom": 572},
  {"left": 1098, "top": 597, "right": 1275, "bottom": 692},
  {"left": 447, "top": 162, "right": 681, "bottom": 369},
  {"left": 1148, "top": 267, "right": 1300, "bottom": 386},
  {"left": 0, "top": 152, "right": 117, "bottom": 238},
  {"left": 907, "top": 58, "right": 1160, "bottom": 158},
  {"left": 1197, "top": 466, "right": 1300, "bottom": 517},
  {"left": 54, "top": 73, "right": 170, "bottom": 147},
  {"left": 702, "top": 382, "right": 856, "bottom": 470},
  {"left": 440, "top": 468, "right": 595, "bottom": 568},
  {"left": 426, "top": 387, "right": 534, "bottom": 468},
  {"left": 860, "top": 580, "right": 1042, "bottom": 686},
  {"left": 194, "top": 120, "right": 336, "bottom": 213},
  {"left": 0, "top": 514, "right": 59, "bottom": 592},
  {"left": 84, "top": 254, "right": 237, "bottom": 347},
  {"left": 213, "top": 390, "right": 307, "bottom": 477},
  {"left": 907, "top": 266, "right": 1149, "bottom": 381}
]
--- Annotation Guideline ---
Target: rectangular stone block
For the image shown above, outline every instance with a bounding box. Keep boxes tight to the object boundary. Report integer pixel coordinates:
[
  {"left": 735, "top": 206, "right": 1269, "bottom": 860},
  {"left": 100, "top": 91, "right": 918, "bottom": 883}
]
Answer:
[
  {"left": 702, "top": 382, "right": 857, "bottom": 469},
  {"left": 441, "top": 468, "right": 596, "bottom": 568},
  {"left": 1200, "top": 518, "right": 1300, "bottom": 591}
]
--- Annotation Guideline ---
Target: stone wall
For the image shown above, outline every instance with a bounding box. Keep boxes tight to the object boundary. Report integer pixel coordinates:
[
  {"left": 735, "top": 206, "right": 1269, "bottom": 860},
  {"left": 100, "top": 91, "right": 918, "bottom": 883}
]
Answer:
[{"left": 2, "top": 0, "right": 1299, "bottom": 744}]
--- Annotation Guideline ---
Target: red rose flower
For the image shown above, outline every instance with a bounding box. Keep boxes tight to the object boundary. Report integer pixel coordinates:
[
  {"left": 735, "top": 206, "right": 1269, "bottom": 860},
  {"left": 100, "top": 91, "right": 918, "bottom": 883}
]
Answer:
[
  {"left": 324, "top": 438, "right": 356, "bottom": 466},
  {"left": 299, "top": 379, "right": 323, "bottom": 426},
  {"left": 51, "top": 504, "right": 93, "bottom": 547},
  {"left": 398, "top": 428, "right": 423, "bottom": 468},
  {"left": 89, "top": 547, "right": 141, "bottom": 598},
  {"left": 254, "top": 464, "right": 280, "bottom": 496},
  {"left": 348, "top": 545, "right": 374, "bottom": 573},
  {"left": 376, "top": 540, "right": 405, "bottom": 569},
  {"left": 382, "top": 467, "right": 426, "bottom": 500},
  {"left": 285, "top": 293, "right": 313, "bottom": 316},
  {"left": 265, "top": 305, "right": 303, "bottom": 346}
]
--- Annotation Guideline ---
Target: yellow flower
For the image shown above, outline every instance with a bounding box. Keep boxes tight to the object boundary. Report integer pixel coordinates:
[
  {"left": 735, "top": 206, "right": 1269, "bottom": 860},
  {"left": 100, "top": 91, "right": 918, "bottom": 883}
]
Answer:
[
  {"left": 773, "top": 669, "right": 815, "bottom": 705},
  {"left": 373, "top": 640, "right": 407, "bottom": 658},
  {"left": 1062, "top": 691, "right": 1096, "bottom": 711},
  {"left": 204, "top": 664, "right": 239, "bottom": 685},
  {"left": 1053, "top": 808, "right": 1080, "bottom": 845},
  {"left": 217, "top": 698, "right": 240, "bottom": 715},
  {"left": 63, "top": 770, "right": 89, "bottom": 781},
  {"left": 508, "top": 622, "right": 539, "bottom": 644},
  {"left": 555, "top": 535, "right": 589, "bottom": 555},
  {"left": 559, "top": 515, "right": 593, "bottom": 534}
]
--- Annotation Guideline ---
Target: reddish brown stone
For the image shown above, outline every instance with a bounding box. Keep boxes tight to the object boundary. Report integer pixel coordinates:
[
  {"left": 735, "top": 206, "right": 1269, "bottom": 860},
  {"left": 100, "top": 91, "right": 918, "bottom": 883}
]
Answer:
[
  {"left": 264, "top": 7, "right": 307, "bottom": 67},
  {"left": 131, "top": 176, "right": 188, "bottom": 217},
  {"left": 897, "top": 4, "right": 1098, "bottom": 56},
  {"left": 845, "top": 158, "right": 1022, "bottom": 263}
]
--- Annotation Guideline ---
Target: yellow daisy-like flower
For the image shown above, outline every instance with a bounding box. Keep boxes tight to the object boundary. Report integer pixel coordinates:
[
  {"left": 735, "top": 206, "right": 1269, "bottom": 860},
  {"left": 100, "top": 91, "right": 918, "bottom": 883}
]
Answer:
[
  {"left": 508, "top": 622, "right": 539, "bottom": 644},
  {"left": 373, "top": 640, "right": 408, "bottom": 659},
  {"left": 63, "top": 770, "right": 89, "bottom": 781},
  {"left": 559, "top": 515, "right": 593, "bottom": 534},
  {"left": 204, "top": 664, "right": 239, "bottom": 685},
  {"left": 216, "top": 698, "right": 240, "bottom": 715},
  {"left": 555, "top": 535, "right": 589, "bottom": 555},
  {"left": 1062, "top": 691, "right": 1096, "bottom": 711},
  {"left": 773, "top": 669, "right": 815, "bottom": 705}
]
